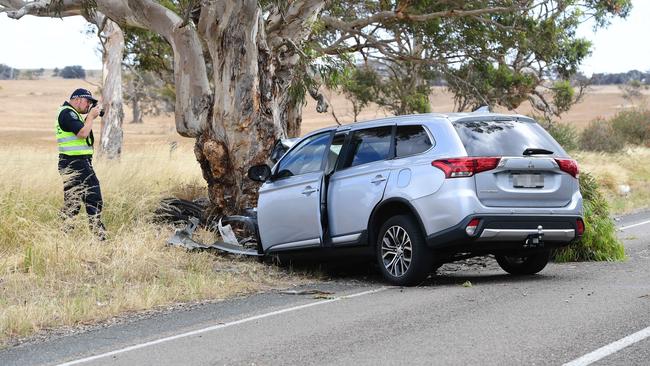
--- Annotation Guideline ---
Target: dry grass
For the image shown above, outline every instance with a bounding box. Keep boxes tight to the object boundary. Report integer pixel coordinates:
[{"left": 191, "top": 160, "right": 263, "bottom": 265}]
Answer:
[
  {"left": 575, "top": 146, "right": 650, "bottom": 214},
  {"left": 0, "top": 145, "right": 317, "bottom": 346}
]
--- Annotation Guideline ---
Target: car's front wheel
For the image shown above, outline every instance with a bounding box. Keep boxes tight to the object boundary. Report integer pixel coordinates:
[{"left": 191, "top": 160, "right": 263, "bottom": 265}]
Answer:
[
  {"left": 376, "top": 215, "right": 433, "bottom": 286},
  {"left": 495, "top": 249, "right": 551, "bottom": 275}
]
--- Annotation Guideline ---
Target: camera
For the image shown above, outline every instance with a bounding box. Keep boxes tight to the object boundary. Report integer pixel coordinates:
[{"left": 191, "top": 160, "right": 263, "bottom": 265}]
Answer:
[{"left": 91, "top": 101, "right": 105, "bottom": 117}]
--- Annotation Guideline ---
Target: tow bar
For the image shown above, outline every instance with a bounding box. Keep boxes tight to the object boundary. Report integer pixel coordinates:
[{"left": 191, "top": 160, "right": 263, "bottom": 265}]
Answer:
[{"left": 523, "top": 225, "right": 545, "bottom": 248}]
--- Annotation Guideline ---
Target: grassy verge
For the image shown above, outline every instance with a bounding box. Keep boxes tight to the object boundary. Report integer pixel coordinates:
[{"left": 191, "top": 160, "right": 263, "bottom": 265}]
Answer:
[
  {"left": 575, "top": 146, "right": 650, "bottom": 215},
  {"left": 0, "top": 145, "right": 316, "bottom": 347}
]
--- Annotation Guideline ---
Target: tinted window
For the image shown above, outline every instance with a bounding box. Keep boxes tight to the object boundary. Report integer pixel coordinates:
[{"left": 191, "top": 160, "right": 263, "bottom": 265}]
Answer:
[
  {"left": 395, "top": 125, "right": 433, "bottom": 157},
  {"left": 275, "top": 132, "right": 330, "bottom": 178},
  {"left": 341, "top": 126, "right": 392, "bottom": 168},
  {"left": 452, "top": 120, "right": 567, "bottom": 157}
]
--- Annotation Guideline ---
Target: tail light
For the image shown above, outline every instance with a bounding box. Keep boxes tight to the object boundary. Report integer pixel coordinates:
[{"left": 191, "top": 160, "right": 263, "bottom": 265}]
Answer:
[
  {"left": 432, "top": 157, "right": 501, "bottom": 178},
  {"left": 465, "top": 218, "right": 481, "bottom": 236},
  {"left": 576, "top": 218, "right": 585, "bottom": 236},
  {"left": 555, "top": 158, "right": 580, "bottom": 178}
]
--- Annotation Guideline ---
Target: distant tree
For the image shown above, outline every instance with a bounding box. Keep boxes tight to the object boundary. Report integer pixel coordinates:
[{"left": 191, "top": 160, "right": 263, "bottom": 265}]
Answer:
[
  {"left": 60, "top": 65, "right": 86, "bottom": 79},
  {"left": 121, "top": 26, "right": 176, "bottom": 125},
  {"left": 340, "top": 66, "right": 380, "bottom": 122},
  {"left": 591, "top": 70, "right": 650, "bottom": 85},
  {"left": 52, "top": 67, "right": 60, "bottom": 77},
  {"left": 0, "top": 64, "right": 19, "bottom": 80},
  {"left": 22, "top": 70, "right": 35, "bottom": 80},
  {"left": 619, "top": 79, "right": 648, "bottom": 106},
  {"left": 123, "top": 69, "right": 174, "bottom": 124}
]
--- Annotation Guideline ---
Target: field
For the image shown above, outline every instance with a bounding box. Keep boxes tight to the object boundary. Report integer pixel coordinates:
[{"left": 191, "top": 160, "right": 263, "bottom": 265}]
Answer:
[
  {"left": 2, "top": 78, "right": 649, "bottom": 149},
  {"left": 0, "top": 77, "right": 649, "bottom": 346}
]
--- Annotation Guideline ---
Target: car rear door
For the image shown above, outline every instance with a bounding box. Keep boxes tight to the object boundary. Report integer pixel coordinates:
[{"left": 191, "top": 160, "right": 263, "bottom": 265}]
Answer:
[{"left": 257, "top": 131, "right": 333, "bottom": 252}]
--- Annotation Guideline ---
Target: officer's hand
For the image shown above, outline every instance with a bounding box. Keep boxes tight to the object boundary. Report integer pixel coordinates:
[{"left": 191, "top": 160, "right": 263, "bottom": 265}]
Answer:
[{"left": 89, "top": 105, "right": 101, "bottom": 119}]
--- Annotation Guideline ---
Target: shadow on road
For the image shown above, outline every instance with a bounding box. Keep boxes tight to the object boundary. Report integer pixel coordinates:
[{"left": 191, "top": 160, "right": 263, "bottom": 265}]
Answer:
[{"left": 271, "top": 252, "right": 556, "bottom": 287}]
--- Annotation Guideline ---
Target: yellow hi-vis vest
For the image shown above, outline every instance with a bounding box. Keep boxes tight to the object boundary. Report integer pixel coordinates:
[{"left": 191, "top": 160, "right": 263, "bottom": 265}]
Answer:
[{"left": 55, "top": 105, "right": 93, "bottom": 156}]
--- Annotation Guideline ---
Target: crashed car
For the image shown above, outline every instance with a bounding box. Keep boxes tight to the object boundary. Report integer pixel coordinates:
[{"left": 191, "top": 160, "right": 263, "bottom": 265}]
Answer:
[{"left": 247, "top": 111, "right": 584, "bottom": 285}]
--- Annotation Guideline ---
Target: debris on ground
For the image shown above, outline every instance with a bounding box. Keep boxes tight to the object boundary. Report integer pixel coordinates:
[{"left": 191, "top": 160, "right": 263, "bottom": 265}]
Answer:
[
  {"left": 156, "top": 198, "right": 262, "bottom": 256},
  {"left": 279, "top": 289, "right": 334, "bottom": 296}
]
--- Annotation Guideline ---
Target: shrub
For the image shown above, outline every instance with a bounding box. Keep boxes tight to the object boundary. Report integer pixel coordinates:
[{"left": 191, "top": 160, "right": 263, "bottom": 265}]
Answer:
[
  {"left": 545, "top": 122, "right": 579, "bottom": 151},
  {"left": 59, "top": 65, "right": 86, "bottom": 79},
  {"left": 579, "top": 118, "right": 625, "bottom": 152},
  {"left": 610, "top": 109, "right": 650, "bottom": 146},
  {"left": 553, "top": 172, "right": 625, "bottom": 262}
]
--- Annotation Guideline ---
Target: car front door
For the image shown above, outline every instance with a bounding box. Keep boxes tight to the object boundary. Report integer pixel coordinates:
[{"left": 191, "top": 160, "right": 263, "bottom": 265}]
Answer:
[
  {"left": 327, "top": 125, "right": 394, "bottom": 245},
  {"left": 257, "top": 131, "right": 333, "bottom": 252}
]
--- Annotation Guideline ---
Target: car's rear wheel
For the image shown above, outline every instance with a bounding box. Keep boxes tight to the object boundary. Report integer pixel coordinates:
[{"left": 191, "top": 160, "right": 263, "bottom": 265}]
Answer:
[
  {"left": 495, "top": 249, "right": 551, "bottom": 275},
  {"left": 376, "top": 215, "right": 433, "bottom": 286}
]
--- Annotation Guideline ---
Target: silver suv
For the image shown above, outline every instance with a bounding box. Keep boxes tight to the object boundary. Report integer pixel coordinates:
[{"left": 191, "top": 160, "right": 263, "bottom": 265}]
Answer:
[{"left": 248, "top": 111, "right": 584, "bottom": 285}]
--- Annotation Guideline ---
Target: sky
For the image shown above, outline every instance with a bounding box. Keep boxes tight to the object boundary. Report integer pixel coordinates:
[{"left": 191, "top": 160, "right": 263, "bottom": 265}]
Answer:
[{"left": 0, "top": 0, "right": 648, "bottom": 76}]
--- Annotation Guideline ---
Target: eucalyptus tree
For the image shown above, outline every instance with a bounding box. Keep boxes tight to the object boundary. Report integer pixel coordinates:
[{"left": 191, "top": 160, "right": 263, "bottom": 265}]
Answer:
[{"left": 2, "top": 0, "right": 631, "bottom": 215}]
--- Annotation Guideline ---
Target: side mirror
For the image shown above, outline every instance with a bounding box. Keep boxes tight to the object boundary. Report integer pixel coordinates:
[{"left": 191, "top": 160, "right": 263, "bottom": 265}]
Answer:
[{"left": 247, "top": 164, "right": 272, "bottom": 182}]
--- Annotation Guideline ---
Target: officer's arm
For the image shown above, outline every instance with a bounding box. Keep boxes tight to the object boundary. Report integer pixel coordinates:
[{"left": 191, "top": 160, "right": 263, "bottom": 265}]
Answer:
[{"left": 76, "top": 108, "right": 100, "bottom": 138}]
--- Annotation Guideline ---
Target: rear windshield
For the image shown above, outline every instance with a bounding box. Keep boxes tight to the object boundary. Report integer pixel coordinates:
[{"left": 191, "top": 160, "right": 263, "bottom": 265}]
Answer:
[{"left": 452, "top": 119, "right": 567, "bottom": 157}]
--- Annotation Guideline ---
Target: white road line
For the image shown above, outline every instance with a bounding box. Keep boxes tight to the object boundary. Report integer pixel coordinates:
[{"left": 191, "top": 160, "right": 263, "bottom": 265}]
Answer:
[
  {"left": 54, "top": 287, "right": 389, "bottom": 366},
  {"left": 563, "top": 326, "right": 650, "bottom": 366},
  {"left": 619, "top": 219, "right": 650, "bottom": 231}
]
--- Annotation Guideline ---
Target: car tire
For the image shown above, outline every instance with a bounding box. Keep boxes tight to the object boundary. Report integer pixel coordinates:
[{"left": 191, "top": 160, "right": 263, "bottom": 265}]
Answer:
[
  {"left": 495, "top": 249, "right": 551, "bottom": 275},
  {"left": 376, "top": 215, "right": 433, "bottom": 286}
]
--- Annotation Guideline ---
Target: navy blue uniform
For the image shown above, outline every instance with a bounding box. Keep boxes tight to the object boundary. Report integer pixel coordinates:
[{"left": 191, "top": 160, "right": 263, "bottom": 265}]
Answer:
[{"left": 57, "top": 101, "right": 105, "bottom": 238}]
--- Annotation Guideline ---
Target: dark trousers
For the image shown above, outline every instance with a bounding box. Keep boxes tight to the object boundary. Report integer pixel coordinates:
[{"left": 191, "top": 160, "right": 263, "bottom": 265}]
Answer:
[{"left": 58, "top": 155, "right": 105, "bottom": 234}]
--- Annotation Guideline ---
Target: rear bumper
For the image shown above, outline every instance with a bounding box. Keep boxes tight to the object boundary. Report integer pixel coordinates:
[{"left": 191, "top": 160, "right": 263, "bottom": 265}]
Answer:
[{"left": 426, "top": 215, "right": 583, "bottom": 252}]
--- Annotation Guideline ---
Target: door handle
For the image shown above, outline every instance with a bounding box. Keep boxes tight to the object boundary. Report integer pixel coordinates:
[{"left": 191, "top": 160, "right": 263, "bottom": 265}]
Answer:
[
  {"left": 371, "top": 175, "right": 387, "bottom": 184},
  {"left": 301, "top": 186, "right": 318, "bottom": 195}
]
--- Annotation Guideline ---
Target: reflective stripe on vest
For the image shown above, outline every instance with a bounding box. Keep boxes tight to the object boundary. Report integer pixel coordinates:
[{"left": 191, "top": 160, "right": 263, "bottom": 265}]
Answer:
[{"left": 56, "top": 105, "right": 93, "bottom": 156}]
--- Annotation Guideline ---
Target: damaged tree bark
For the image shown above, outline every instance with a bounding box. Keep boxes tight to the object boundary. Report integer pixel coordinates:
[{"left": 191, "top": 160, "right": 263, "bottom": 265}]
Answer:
[{"left": 194, "top": 0, "right": 325, "bottom": 215}]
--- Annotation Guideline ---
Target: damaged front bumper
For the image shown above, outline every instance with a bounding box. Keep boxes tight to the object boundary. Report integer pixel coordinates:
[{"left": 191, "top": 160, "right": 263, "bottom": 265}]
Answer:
[{"left": 167, "top": 212, "right": 263, "bottom": 257}]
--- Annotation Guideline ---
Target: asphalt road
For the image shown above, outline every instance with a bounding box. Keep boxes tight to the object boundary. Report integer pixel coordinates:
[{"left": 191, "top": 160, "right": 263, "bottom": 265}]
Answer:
[{"left": 2, "top": 212, "right": 649, "bottom": 366}]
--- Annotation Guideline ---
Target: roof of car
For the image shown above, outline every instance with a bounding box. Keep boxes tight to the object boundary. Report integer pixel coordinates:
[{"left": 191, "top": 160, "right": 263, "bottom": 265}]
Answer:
[{"left": 301, "top": 110, "right": 536, "bottom": 138}]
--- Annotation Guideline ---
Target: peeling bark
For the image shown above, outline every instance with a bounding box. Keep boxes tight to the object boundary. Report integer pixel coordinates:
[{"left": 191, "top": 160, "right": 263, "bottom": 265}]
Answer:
[{"left": 98, "top": 17, "right": 125, "bottom": 159}]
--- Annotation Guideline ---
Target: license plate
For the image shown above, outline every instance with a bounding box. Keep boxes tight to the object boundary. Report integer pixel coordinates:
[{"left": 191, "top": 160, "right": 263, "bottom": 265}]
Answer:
[{"left": 513, "top": 174, "right": 544, "bottom": 188}]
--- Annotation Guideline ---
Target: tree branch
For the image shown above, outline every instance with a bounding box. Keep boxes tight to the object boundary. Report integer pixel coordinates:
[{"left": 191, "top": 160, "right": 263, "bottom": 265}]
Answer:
[
  {"left": 320, "top": 5, "right": 521, "bottom": 32},
  {"left": 5, "top": 0, "right": 83, "bottom": 19},
  {"left": 93, "top": 0, "right": 212, "bottom": 137}
]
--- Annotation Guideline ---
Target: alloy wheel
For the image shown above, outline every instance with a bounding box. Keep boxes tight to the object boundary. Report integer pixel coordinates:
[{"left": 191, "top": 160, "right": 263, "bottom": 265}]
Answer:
[{"left": 381, "top": 225, "right": 413, "bottom": 277}]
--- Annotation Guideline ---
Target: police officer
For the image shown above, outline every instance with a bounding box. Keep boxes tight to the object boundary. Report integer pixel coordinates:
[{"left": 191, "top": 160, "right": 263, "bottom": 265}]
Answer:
[{"left": 56, "top": 88, "right": 106, "bottom": 240}]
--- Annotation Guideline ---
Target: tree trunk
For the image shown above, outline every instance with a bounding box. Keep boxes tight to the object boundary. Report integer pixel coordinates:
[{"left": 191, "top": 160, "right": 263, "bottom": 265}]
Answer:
[
  {"left": 194, "top": 1, "right": 324, "bottom": 215},
  {"left": 131, "top": 94, "right": 143, "bottom": 124},
  {"left": 98, "top": 18, "right": 125, "bottom": 159},
  {"left": 195, "top": 2, "right": 276, "bottom": 215}
]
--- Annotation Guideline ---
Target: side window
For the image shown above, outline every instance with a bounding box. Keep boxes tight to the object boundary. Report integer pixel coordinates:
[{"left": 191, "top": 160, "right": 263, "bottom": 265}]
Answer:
[
  {"left": 275, "top": 132, "right": 330, "bottom": 178},
  {"left": 395, "top": 125, "right": 433, "bottom": 157},
  {"left": 341, "top": 126, "right": 392, "bottom": 169}
]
